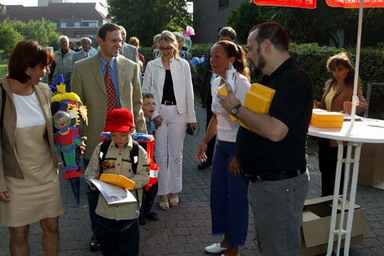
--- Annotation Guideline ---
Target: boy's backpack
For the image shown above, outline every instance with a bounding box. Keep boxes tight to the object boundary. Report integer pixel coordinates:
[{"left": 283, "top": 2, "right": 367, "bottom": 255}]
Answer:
[{"left": 98, "top": 139, "right": 139, "bottom": 174}]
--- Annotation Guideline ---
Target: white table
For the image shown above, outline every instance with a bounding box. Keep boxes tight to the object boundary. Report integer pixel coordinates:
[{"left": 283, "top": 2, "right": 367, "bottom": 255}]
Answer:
[{"left": 308, "top": 117, "right": 384, "bottom": 256}]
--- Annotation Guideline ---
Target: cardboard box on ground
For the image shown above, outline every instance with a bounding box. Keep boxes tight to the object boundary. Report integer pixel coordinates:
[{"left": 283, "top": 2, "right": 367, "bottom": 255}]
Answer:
[
  {"left": 301, "top": 196, "right": 368, "bottom": 256},
  {"left": 358, "top": 143, "right": 384, "bottom": 189}
]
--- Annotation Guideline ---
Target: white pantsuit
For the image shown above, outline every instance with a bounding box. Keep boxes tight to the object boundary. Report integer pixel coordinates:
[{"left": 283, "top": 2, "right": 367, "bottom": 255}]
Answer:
[
  {"left": 155, "top": 105, "right": 186, "bottom": 194},
  {"left": 142, "top": 57, "right": 196, "bottom": 195}
]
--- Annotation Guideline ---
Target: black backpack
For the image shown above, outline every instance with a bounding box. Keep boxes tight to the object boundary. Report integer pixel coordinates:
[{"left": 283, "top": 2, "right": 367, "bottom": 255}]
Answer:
[{"left": 98, "top": 139, "right": 139, "bottom": 174}]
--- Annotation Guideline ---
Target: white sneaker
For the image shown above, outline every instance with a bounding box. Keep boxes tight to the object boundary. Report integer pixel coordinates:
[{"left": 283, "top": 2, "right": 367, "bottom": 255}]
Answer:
[{"left": 205, "top": 243, "right": 227, "bottom": 253}]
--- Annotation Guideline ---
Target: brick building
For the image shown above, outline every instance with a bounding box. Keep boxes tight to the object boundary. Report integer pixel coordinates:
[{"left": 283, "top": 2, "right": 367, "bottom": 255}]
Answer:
[{"left": 0, "top": 2, "right": 107, "bottom": 45}]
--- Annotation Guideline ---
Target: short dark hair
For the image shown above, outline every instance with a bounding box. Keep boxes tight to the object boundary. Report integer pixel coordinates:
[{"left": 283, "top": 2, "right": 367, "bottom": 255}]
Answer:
[
  {"left": 97, "top": 23, "right": 121, "bottom": 41},
  {"left": 218, "top": 27, "right": 237, "bottom": 40},
  {"left": 251, "top": 22, "right": 289, "bottom": 52},
  {"left": 8, "top": 40, "right": 54, "bottom": 83}
]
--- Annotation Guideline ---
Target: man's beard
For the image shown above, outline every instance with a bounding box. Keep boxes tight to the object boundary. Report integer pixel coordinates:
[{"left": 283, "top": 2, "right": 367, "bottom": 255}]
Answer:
[{"left": 250, "top": 54, "right": 266, "bottom": 76}]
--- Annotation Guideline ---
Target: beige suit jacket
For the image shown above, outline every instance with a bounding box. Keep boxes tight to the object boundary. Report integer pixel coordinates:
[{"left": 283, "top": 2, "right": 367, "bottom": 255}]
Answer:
[
  {"left": 71, "top": 54, "right": 146, "bottom": 159},
  {"left": 0, "top": 78, "right": 58, "bottom": 192}
]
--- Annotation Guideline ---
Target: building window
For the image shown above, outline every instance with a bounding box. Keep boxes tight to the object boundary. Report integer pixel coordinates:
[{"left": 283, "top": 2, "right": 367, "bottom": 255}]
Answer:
[
  {"left": 218, "top": 0, "right": 229, "bottom": 8},
  {"left": 82, "top": 20, "right": 99, "bottom": 28},
  {"left": 61, "top": 22, "right": 66, "bottom": 28},
  {"left": 74, "top": 22, "right": 80, "bottom": 28}
]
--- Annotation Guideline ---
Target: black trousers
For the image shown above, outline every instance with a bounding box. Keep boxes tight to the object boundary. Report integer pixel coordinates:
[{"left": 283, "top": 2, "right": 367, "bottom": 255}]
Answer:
[
  {"left": 97, "top": 216, "right": 139, "bottom": 256},
  {"left": 140, "top": 182, "right": 158, "bottom": 215},
  {"left": 318, "top": 138, "right": 346, "bottom": 196}
]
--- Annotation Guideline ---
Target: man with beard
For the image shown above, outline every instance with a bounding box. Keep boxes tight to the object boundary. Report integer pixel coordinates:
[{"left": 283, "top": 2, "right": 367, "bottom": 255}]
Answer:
[{"left": 218, "top": 22, "right": 313, "bottom": 256}]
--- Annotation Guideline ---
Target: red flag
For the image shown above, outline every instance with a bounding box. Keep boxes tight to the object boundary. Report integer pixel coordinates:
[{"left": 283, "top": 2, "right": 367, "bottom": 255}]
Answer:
[
  {"left": 253, "top": 0, "right": 317, "bottom": 9},
  {"left": 326, "top": 0, "right": 384, "bottom": 8}
]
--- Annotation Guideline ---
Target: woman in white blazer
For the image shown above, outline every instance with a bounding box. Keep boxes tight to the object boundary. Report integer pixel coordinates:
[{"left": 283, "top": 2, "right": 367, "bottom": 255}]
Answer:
[{"left": 142, "top": 31, "right": 197, "bottom": 210}]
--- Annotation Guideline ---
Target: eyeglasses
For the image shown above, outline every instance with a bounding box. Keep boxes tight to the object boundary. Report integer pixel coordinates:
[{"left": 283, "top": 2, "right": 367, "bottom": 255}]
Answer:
[
  {"left": 144, "top": 103, "right": 157, "bottom": 107},
  {"left": 159, "top": 46, "right": 173, "bottom": 51}
]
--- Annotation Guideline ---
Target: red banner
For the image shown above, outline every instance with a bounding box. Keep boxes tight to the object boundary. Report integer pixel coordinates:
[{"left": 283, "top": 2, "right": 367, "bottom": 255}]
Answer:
[
  {"left": 326, "top": 0, "right": 384, "bottom": 8},
  {"left": 253, "top": 0, "right": 384, "bottom": 8},
  {"left": 253, "top": 0, "right": 317, "bottom": 9}
]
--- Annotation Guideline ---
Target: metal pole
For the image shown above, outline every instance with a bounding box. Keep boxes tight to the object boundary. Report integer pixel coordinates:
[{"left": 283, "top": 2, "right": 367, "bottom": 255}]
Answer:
[{"left": 347, "top": 0, "right": 364, "bottom": 136}]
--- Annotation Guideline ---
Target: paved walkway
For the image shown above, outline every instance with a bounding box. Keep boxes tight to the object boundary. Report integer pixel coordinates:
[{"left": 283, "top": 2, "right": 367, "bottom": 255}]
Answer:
[{"left": 1, "top": 103, "right": 384, "bottom": 255}]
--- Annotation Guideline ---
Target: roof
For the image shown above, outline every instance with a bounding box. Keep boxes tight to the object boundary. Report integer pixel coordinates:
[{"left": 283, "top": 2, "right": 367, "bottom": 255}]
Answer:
[{"left": 1, "top": 2, "right": 106, "bottom": 22}]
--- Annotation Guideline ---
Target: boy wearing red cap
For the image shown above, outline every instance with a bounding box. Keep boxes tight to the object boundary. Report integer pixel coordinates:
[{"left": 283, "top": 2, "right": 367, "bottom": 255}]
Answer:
[{"left": 84, "top": 108, "right": 149, "bottom": 256}]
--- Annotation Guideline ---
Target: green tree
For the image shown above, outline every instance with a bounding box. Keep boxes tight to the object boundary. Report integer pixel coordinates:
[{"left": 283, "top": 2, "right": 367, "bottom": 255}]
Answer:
[
  {"left": 0, "top": 19, "right": 24, "bottom": 54},
  {"left": 227, "top": 1, "right": 384, "bottom": 47},
  {"left": 10, "top": 18, "right": 60, "bottom": 47},
  {"left": 227, "top": 2, "right": 275, "bottom": 44},
  {"left": 107, "top": 0, "right": 192, "bottom": 46}
]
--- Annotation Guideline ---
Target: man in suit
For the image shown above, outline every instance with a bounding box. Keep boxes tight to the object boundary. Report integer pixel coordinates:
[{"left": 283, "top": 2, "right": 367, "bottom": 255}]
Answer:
[
  {"left": 198, "top": 26, "right": 237, "bottom": 170},
  {"left": 72, "top": 37, "right": 96, "bottom": 63},
  {"left": 71, "top": 23, "right": 146, "bottom": 252},
  {"left": 119, "top": 25, "right": 138, "bottom": 62}
]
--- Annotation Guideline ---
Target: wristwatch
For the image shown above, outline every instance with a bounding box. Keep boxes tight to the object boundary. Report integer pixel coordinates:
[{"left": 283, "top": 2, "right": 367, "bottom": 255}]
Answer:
[{"left": 231, "top": 104, "right": 242, "bottom": 117}]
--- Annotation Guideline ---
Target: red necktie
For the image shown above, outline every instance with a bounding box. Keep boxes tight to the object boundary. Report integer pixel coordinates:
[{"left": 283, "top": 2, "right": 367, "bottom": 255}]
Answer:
[{"left": 105, "top": 62, "right": 117, "bottom": 111}]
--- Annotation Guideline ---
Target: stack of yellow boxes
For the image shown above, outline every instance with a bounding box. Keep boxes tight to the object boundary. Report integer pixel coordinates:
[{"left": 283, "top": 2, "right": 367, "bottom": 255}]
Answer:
[
  {"left": 100, "top": 173, "right": 136, "bottom": 190},
  {"left": 311, "top": 109, "right": 344, "bottom": 128},
  {"left": 217, "top": 83, "right": 276, "bottom": 126}
]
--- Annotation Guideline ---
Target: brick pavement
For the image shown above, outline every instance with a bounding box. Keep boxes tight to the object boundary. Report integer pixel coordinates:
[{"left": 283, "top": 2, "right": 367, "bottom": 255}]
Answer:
[{"left": 0, "top": 103, "right": 384, "bottom": 255}]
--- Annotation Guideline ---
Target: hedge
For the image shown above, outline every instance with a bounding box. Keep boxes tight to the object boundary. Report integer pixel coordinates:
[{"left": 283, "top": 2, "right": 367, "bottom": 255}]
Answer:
[{"left": 140, "top": 43, "right": 384, "bottom": 118}]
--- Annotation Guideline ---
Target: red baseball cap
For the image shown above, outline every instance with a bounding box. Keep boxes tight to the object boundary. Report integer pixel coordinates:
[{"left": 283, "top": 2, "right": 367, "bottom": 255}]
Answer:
[{"left": 104, "top": 108, "right": 134, "bottom": 132}]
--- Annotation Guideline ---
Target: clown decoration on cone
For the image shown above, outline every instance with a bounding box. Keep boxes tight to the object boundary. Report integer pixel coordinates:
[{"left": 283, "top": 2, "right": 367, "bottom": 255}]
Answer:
[{"left": 50, "top": 74, "right": 88, "bottom": 204}]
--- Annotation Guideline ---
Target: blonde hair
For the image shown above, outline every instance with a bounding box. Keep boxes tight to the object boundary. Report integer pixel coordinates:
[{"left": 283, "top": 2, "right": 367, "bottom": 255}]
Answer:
[
  {"left": 129, "top": 36, "right": 140, "bottom": 48},
  {"left": 160, "top": 30, "right": 180, "bottom": 60}
]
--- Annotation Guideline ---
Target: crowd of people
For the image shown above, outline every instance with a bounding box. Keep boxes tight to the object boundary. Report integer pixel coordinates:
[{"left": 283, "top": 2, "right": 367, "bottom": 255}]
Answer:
[{"left": 0, "top": 20, "right": 367, "bottom": 256}]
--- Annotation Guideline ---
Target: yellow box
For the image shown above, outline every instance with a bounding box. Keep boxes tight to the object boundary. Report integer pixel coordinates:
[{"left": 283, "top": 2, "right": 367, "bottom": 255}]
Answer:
[
  {"left": 244, "top": 83, "right": 276, "bottom": 114},
  {"left": 240, "top": 83, "right": 275, "bottom": 129},
  {"left": 311, "top": 109, "right": 343, "bottom": 128},
  {"left": 250, "top": 82, "right": 276, "bottom": 100},
  {"left": 100, "top": 173, "right": 136, "bottom": 190}
]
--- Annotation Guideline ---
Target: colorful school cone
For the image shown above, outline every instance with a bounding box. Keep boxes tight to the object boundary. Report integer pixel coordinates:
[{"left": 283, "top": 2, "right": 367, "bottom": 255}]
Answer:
[{"left": 50, "top": 74, "right": 88, "bottom": 204}]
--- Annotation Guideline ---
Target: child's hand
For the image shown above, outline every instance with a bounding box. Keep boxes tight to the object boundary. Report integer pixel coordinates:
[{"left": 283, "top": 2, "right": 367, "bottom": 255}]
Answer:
[{"left": 154, "top": 115, "right": 163, "bottom": 127}]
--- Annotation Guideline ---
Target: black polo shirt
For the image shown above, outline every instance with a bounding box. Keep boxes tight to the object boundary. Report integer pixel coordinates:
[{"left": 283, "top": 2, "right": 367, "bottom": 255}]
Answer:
[{"left": 237, "top": 58, "right": 314, "bottom": 176}]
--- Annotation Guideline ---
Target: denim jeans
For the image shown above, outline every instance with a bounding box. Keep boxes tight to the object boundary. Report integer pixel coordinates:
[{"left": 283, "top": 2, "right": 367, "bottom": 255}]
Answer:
[
  {"left": 248, "top": 171, "right": 309, "bottom": 256},
  {"left": 97, "top": 216, "right": 139, "bottom": 256},
  {"left": 210, "top": 140, "right": 249, "bottom": 247}
]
